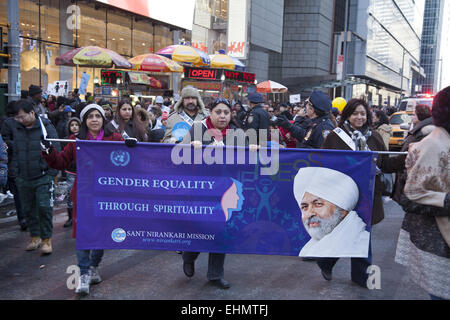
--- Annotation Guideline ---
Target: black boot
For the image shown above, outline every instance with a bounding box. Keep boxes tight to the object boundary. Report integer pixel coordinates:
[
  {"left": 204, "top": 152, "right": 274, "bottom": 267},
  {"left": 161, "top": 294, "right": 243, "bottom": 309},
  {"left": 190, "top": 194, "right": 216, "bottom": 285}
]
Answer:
[
  {"left": 19, "top": 219, "right": 27, "bottom": 231},
  {"left": 64, "top": 208, "right": 72, "bottom": 228}
]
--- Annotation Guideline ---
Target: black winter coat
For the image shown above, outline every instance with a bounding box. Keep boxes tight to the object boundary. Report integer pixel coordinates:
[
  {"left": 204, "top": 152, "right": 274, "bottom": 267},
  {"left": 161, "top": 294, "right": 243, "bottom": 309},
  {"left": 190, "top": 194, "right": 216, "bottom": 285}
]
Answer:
[{"left": 11, "top": 117, "right": 60, "bottom": 180}]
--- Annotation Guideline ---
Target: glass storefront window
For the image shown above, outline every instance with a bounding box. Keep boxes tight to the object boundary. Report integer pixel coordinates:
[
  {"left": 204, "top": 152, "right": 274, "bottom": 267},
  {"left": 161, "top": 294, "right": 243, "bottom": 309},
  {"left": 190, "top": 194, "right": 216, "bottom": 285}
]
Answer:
[
  {"left": 154, "top": 25, "right": 172, "bottom": 52},
  {"left": 40, "top": 42, "right": 61, "bottom": 92},
  {"left": 2, "top": 1, "right": 182, "bottom": 97},
  {"left": 107, "top": 11, "right": 131, "bottom": 57},
  {"left": 212, "top": 0, "right": 228, "bottom": 21},
  {"left": 0, "top": 1, "right": 7, "bottom": 28},
  {"left": 77, "top": 5, "right": 106, "bottom": 48},
  {"left": 132, "top": 20, "right": 154, "bottom": 56},
  {"left": 40, "top": 0, "right": 59, "bottom": 44},
  {"left": 19, "top": 0, "right": 39, "bottom": 39}
]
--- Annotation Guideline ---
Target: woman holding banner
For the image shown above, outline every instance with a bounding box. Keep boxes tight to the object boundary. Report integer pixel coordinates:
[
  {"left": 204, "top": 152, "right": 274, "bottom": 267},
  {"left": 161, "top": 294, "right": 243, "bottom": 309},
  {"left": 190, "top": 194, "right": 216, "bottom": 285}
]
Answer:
[
  {"left": 180, "top": 97, "right": 253, "bottom": 289},
  {"left": 41, "top": 104, "right": 123, "bottom": 296},
  {"left": 317, "top": 98, "right": 388, "bottom": 288},
  {"left": 105, "top": 99, "right": 149, "bottom": 142}
]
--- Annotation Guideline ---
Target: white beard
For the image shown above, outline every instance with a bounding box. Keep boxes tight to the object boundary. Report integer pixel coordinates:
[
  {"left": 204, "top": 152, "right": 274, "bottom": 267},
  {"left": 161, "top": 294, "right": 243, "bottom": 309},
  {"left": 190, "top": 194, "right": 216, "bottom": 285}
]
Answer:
[{"left": 304, "top": 208, "right": 344, "bottom": 241}]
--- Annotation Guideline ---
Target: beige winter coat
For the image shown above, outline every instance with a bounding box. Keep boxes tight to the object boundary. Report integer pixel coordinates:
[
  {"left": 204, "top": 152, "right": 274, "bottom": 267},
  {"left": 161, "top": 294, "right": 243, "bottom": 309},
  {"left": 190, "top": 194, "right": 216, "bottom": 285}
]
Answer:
[
  {"left": 404, "top": 126, "right": 450, "bottom": 246},
  {"left": 162, "top": 97, "right": 208, "bottom": 143},
  {"left": 376, "top": 124, "right": 392, "bottom": 150}
]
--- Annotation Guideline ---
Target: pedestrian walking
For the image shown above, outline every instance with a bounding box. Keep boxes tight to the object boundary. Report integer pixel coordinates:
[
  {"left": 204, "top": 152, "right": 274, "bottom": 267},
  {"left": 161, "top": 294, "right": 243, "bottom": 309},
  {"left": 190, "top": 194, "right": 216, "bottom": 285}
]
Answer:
[
  {"left": 395, "top": 86, "right": 450, "bottom": 300},
  {"left": 316, "top": 98, "right": 388, "bottom": 287},
  {"left": 41, "top": 104, "right": 123, "bottom": 295},
  {"left": 181, "top": 97, "right": 255, "bottom": 289},
  {"left": 12, "top": 99, "right": 61, "bottom": 254}
]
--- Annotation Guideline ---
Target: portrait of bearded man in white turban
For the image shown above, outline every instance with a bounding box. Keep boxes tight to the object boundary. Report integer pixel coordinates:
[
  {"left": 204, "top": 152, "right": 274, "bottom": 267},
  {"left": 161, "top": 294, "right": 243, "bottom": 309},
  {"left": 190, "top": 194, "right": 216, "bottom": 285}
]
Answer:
[{"left": 293, "top": 167, "right": 370, "bottom": 258}]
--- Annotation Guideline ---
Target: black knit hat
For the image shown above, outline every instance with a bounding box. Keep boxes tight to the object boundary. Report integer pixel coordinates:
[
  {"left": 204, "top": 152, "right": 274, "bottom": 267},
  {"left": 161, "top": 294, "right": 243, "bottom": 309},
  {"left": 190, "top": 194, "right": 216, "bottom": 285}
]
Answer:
[
  {"left": 432, "top": 86, "right": 450, "bottom": 132},
  {"left": 28, "top": 85, "right": 42, "bottom": 96}
]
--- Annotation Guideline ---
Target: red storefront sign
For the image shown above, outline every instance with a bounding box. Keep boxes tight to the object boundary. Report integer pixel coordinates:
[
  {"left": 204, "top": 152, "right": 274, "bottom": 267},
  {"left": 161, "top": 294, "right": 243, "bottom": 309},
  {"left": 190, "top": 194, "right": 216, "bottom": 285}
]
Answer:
[{"left": 185, "top": 67, "right": 221, "bottom": 81}]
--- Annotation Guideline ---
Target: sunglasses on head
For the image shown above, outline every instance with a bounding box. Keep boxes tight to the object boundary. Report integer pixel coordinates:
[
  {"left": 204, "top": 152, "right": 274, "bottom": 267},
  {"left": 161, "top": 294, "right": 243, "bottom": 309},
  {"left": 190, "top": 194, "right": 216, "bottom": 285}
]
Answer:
[{"left": 213, "top": 98, "right": 231, "bottom": 108}]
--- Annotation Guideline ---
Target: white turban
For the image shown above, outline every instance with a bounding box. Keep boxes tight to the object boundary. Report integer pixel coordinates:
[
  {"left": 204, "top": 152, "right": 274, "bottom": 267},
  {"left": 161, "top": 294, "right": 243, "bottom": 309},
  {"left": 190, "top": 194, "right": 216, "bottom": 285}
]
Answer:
[{"left": 293, "top": 167, "right": 360, "bottom": 212}]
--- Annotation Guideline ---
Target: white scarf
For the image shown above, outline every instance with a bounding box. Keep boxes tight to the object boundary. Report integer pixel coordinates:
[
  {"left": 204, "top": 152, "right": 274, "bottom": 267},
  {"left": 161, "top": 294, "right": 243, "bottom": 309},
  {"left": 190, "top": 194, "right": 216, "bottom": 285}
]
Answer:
[{"left": 299, "top": 211, "right": 370, "bottom": 258}]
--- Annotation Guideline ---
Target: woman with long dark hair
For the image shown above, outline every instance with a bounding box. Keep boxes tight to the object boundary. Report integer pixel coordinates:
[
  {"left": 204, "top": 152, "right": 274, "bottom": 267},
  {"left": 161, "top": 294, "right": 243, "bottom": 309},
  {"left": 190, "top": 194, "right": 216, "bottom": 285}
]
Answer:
[
  {"left": 317, "top": 98, "right": 388, "bottom": 288},
  {"left": 106, "top": 99, "right": 148, "bottom": 142},
  {"left": 41, "top": 104, "right": 123, "bottom": 296}
]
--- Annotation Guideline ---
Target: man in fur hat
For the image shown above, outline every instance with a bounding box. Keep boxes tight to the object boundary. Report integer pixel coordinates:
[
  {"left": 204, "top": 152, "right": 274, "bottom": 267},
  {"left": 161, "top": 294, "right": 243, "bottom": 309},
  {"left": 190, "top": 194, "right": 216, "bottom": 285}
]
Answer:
[{"left": 162, "top": 86, "right": 208, "bottom": 143}]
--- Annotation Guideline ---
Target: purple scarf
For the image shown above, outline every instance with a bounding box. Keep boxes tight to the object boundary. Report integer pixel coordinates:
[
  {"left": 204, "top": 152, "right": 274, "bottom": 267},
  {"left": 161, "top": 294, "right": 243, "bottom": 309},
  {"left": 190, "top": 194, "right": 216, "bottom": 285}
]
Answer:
[{"left": 87, "top": 129, "right": 104, "bottom": 141}]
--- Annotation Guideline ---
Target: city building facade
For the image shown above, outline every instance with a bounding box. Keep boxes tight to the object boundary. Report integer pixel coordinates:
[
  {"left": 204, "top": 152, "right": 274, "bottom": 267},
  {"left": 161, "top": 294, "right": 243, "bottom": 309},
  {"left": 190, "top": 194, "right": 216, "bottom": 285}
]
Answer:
[
  {"left": 0, "top": 0, "right": 193, "bottom": 97},
  {"left": 420, "top": 0, "right": 445, "bottom": 94},
  {"left": 273, "top": 0, "right": 426, "bottom": 107}
]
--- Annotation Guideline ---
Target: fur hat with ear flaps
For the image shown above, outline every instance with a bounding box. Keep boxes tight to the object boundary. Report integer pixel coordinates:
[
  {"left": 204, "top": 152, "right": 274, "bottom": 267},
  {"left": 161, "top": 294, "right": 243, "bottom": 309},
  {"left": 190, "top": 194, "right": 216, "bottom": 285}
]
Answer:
[
  {"left": 173, "top": 86, "right": 207, "bottom": 114},
  {"left": 134, "top": 107, "right": 150, "bottom": 126}
]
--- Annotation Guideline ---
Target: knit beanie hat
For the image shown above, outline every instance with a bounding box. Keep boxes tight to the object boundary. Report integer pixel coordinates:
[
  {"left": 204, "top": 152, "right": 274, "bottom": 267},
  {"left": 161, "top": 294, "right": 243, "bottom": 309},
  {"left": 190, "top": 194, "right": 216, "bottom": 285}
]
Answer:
[{"left": 80, "top": 104, "right": 106, "bottom": 122}]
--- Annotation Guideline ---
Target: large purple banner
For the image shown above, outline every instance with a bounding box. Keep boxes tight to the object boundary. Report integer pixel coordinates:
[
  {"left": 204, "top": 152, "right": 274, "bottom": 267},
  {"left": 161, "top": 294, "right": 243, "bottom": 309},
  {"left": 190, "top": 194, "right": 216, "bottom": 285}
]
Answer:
[{"left": 76, "top": 141, "right": 377, "bottom": 257}]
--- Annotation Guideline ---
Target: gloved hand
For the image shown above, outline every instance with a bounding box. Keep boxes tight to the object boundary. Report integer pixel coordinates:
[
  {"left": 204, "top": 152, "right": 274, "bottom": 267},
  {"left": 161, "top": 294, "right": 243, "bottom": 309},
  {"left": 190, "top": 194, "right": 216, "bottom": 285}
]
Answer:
[
  {"left": 125, "top": 138, "right": 138, "bottom": 148},
  {"left": 40, "top": 136, "right": 52, "bottom": 154},
  {"left": 276, "top": 115, "right": 292, "bottom": 129},
  {"left": 191, "top": 141, "right": 202, "bottom": 149}
]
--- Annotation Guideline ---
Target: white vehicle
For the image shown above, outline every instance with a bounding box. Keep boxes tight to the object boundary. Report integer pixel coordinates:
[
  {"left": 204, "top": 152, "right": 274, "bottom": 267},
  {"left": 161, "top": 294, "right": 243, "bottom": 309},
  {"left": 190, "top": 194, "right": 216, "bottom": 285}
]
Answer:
[{"left": 397, "top": 96, "right": 433, "bottom": 112}]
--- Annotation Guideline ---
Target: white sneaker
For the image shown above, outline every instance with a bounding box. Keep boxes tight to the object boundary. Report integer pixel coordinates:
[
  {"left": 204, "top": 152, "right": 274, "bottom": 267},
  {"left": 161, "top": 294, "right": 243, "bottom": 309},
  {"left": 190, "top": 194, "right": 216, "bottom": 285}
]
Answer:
[
  {"left": 89, "top": 266, "right": 102, "bottom": 285},
  {"left": 75, "top": 273, "right": 90, "bottom": 295},
  {"left": 6, "top": 191, "right": 14, "bottom": 199}
]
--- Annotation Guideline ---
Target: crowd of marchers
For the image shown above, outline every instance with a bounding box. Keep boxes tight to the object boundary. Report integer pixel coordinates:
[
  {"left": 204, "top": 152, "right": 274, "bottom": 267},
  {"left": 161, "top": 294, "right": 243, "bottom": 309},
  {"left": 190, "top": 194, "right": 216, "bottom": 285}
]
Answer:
[{"left": 0, "top": 83, "right": 448, "bottom": 299}]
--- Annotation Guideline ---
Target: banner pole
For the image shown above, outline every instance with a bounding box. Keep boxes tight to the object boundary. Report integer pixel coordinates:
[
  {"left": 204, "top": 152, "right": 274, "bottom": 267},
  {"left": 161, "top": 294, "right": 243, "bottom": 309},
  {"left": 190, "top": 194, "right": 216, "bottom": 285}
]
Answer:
[
  {"left": 45, "top": 138, "right": 76, "bottom": 143},
  {"left": 41, "top": 137, "right": 410, "bottom": 155},
  {"left": 376, "top": 151, "right": 408, "bottom": 155}
]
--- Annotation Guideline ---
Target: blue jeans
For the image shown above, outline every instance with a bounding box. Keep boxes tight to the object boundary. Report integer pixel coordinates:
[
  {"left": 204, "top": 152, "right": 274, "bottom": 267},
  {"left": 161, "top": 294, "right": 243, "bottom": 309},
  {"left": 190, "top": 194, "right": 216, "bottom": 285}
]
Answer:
[
  {"left": 316, "top": 240, "right": 373, "bottom": 288},
  {"left": 66, "top": 173, "right": 75, "bottom": 209},
  {"left": 76, "top": 250, "right": 104, "bottom": 275}
]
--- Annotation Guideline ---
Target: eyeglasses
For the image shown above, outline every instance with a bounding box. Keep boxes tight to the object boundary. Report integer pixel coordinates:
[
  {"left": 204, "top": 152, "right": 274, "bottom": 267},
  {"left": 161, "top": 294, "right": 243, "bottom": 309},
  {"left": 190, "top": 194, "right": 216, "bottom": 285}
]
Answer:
[{"left": 14, "top": 114, "right": 29, "bottom": 121}]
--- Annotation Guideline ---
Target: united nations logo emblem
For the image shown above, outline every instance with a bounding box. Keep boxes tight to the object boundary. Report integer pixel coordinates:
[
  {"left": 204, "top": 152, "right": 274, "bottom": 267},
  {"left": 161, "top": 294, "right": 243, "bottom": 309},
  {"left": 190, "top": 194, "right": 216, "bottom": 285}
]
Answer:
[
  {"left": 110, "top": 150, "right": 130, "bottom": 167},
  {"left": 111, "top": 228, "right": 126, "bottom": 243}
]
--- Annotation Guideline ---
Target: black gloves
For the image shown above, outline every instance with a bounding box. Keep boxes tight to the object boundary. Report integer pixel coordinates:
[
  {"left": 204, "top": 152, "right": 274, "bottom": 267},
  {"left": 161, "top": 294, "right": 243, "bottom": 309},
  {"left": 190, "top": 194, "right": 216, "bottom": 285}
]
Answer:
[
  {"left": 399, "top": 193, "right": 450, "bottom": 217},
  {"left": 40, "top": 136, "right": 52, "bottom": 154},
  {"left": 276, "top": 115, "right": 292, "bottom": 129},
  {"left": 125, "top": 138, "right": 138, "bottom": 148}
]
